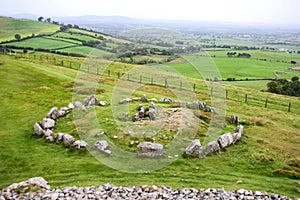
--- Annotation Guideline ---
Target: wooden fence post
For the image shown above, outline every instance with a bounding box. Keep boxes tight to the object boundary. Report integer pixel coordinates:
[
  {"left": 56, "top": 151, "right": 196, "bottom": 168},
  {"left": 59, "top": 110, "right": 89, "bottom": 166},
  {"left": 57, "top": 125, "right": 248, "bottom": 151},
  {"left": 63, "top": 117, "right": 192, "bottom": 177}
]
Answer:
[
  {"left": 127, "top": 73, "right": 130, "bottom": 81},
  {"left": 226, "top": 90, "right": 228, "bottom": 99},
  {"left": 108, "top": 70, "right": 110, "bottom": 77},
  {"left": 288, "top": 102, "right": 291, "bottom": 112},
  {"left": 265, "top": 98, "right": 268, "bottom": 108},
  {"left": 193, "top": 84, "right": 196, "bottom": 92},
  {"left": 140, "top": 75, "right": 142, "bottom": 84},
  {"left": 245, "top": 94, "right": 248, "bottom": 103},
  {"left": 165, "top": 78, "right": 168, "bottom": 88}
]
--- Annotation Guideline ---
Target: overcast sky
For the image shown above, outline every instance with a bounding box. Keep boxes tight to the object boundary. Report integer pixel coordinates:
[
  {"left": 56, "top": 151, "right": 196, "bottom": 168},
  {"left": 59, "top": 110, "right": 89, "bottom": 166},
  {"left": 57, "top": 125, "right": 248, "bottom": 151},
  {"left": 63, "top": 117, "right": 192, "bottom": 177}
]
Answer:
[{"left": 1, "top": 0, "right": 300, "bottom": 25}]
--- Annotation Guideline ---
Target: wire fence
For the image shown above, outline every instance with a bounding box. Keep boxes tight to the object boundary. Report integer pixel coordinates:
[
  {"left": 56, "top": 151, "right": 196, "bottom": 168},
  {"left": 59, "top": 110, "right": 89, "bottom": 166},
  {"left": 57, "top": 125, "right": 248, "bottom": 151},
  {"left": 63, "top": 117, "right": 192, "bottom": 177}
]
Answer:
[{"left": 5, "top": 52, "right": 300, "bottom": 115}]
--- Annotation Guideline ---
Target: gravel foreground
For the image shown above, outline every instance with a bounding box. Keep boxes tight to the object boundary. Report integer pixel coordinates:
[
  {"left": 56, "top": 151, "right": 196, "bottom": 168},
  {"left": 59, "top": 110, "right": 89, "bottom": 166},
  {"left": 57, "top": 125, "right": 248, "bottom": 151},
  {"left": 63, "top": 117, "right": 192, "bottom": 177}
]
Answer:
[{"left": 1, "top": 183, "right": 298, "bottom": 200}]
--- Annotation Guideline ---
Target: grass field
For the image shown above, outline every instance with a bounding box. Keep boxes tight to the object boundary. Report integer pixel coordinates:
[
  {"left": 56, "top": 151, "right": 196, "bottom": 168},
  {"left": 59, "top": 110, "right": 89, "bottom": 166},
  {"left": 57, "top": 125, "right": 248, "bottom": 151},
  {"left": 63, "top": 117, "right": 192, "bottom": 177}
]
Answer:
[
  {"left": 59, "top": 46, "right": 113, "bottom": 57},
  {"left": 52, "top": 32, "right": 103, "bottom": 43},
  {"left": 206, "top": 49, "right": 300, "bottom": 63},
  {"left": 3, "top": 37, "right": 76, "bottom": 50},
  {"left": 0, "top": 16, "right": 60, "bottom": 42},
  {"left": 165, "top": 53, "right": 297, "bottom": 90},
  {"left": 0, "top": 54, "right": 299, "bottom": 197}
]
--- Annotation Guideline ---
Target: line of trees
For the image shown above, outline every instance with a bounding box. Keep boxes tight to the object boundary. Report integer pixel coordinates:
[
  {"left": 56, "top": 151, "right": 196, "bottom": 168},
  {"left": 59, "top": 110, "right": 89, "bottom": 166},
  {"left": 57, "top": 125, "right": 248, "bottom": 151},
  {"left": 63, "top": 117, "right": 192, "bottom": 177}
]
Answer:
[{"left": 267, "top": 76, "right": 300, "bottom": 97}]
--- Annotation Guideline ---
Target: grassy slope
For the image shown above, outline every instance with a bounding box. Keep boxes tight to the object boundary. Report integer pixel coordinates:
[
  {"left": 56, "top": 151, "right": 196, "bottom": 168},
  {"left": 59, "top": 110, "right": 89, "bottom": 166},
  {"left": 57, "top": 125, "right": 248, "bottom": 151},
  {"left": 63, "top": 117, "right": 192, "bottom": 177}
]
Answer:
[
  {"left": 0, "top": 54, "right": 299, "bottom": 197},
  {"left": 59, "top": 46, "right": 113, "bottom": 57},
  {"left": 0, "top": 16, "right": 60, "bottom": 42},
  {"left": 3, "top": 37, "right": 77, "bottom": 49}
]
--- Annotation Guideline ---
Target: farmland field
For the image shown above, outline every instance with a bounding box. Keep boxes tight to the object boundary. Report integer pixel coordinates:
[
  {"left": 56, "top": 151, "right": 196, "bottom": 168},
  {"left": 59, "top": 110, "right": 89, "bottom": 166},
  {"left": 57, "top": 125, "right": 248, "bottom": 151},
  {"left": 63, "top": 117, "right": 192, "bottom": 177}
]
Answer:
[
  {"left": 0, "top": 16, "right": 60, "bottom": 42},
  {"left": 3, "top": 37, "right": 76, "bottom": 49},
  {"left": 52, "top": 32, "right": 103, "bottom": 43},
  {"left": 58, "top": 46, "right": 113, "bottom": 57}
]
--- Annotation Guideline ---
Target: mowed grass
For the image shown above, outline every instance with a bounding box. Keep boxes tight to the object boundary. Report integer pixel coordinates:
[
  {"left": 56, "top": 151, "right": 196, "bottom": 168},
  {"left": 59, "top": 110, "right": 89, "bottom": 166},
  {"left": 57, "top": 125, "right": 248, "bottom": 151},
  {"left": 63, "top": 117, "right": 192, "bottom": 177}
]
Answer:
[
  {"left": 3, "top": 37, "right": 76, "bottom": 50},
  {"left": 0, "top": 54, "right": 299, "bottom": 197},
  {"left": 0, "top": 16, "right": 60, "bottom": 42}
]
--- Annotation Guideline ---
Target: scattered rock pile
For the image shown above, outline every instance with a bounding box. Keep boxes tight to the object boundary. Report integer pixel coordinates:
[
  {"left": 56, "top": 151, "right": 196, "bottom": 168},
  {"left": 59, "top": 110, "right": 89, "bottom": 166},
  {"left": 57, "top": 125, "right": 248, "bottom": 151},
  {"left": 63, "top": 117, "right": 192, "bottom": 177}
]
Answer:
[
  {"left": 1, "top": 177, "right": 293, "bottom": 200},
  {"left": 132, "top": 101, "right": 157, "bottom": 122},
  {"left": 33, "top": 95, "right": 108, "bottom": 149}
]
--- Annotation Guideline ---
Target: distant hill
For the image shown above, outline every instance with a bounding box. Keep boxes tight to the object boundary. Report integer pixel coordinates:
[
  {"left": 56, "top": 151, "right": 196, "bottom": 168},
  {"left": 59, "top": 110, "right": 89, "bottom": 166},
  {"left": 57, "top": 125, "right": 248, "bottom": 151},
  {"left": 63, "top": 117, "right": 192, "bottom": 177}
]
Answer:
[
  {"left": 53, "top": 15, "right": 140, "bottom": 25},
  {"left": 0, "top": 16, "right": 60, "bottom": 42}
]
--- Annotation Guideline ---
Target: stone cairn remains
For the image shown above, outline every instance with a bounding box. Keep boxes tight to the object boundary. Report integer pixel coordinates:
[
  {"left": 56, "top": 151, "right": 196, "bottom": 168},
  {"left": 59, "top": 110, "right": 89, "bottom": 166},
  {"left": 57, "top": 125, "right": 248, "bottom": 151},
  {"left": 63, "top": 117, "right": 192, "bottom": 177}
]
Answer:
[
  {"left": 1, "top": 177, "right": 293, "bottom": 200},
  {"left": 33, "top": 94, "right": 245, "bottom": 159},
  {"left": 33, "top": 95, "right": 108, "bottom": 150}
]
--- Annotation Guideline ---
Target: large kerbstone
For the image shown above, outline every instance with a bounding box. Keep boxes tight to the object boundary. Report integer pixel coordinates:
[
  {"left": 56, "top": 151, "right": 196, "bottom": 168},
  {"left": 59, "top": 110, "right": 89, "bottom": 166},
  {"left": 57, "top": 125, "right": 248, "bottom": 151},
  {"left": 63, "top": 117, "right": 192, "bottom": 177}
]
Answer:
[
  {"left": 5, "top": 177, "right": 50, "bottom": 192},
  {"left": 185, "top": 139, "right": 202, "bottom": 155},
  {"left": 73, "top": 140, "right": 88, "bottom": 149},
  {"left": 137, "top": 142, "right": 163, "bottom": 157},
  {"left": 41, "top": 118, "right": 55, "bottom": 129},
  {"left": 217, "top": 133, "right": 233, "bottom": 149},
  {"left": 62, "top": 134, "right": 75, "bottom": 146},
  {"left": 204, "top": 141, "right": 220, "bottom": 155},
  {"left": 34, "top": 122, "right": 44, "bottom": 136},
  {"left": 47, "top": 107, "right": 60, "bottom": 120}
]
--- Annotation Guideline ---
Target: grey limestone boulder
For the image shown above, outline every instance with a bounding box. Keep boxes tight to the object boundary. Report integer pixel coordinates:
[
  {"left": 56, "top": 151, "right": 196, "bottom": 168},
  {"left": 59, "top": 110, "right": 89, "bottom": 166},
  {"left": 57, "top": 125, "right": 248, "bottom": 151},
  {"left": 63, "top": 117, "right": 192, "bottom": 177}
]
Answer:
[
  {"left": 34, "top": 122, "right": 44, "bottom": 136},
  {"left": 119, "top": 98, "right": 132, "bottom": 104},
  {"left": 74, "top": 101, "right": 83, "bottom": 108},
  {"left": 73, "top": 140, "right": 88, "bottom": 149},
  {"left": 94, "top": 140, "right": 109, "bottom": 151},
  {"left": 217, "top": 133, "right": 233, "bottom": 149},
  {"left": 99, "top": 101, "right": 108, "bottom": 106},
  {"left": 55, "top": 133, "right": 64, "bottom": 143},
  {"left": 84, "top": 95, "right": 99, "bottom": 106},
  {"left": 230, "top": 115, "right": 239, "bottom": 124},
  {"left": 159, "top": 97, "right": 172, "bottom": 103},
  {"left": 5, "top": 177, "right": 50, "bottom": 192},
  {"left": 140, "top": 94, "right": 147, "bottom": 102},
  {"left": 63, "top": 134, "right": 75, "bottom": 146},
  {"left": 204, "top": 141, "right": 220, "bottom": 155},
  {"left": 68, "top": 103, "right": 75, "bottom": 109},
  {"left": 235, "top": 125, "right": 244, "bottom": 134},
  {"left": 47, "top": 107, "right": 60, "bottom": 120},
  {"left": 185, "top": 139, "right": 202, "bottom": 155},
  {"left": 41, "top": 118, "right": 55, "bottom": 129},
  {"left": 137, "top": 142, "right": 163, "bottom": 157}
]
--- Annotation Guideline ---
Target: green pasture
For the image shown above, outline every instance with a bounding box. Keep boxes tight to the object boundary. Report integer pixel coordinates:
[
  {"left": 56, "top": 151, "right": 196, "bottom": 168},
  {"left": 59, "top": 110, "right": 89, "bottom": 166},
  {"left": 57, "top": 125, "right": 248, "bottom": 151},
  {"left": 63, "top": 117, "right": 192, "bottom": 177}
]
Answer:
[
  {"left": 0, "top": 16, "right": 60, "bottom": 42},
  {"left": 3, "top": 37, "right": 76, "bottom": 50},
  {"left": 58, "top": 46, "right": 113, "bottom": 57},
  {"left": 52, "top": 32, "right": 103, "bottom": 43}
]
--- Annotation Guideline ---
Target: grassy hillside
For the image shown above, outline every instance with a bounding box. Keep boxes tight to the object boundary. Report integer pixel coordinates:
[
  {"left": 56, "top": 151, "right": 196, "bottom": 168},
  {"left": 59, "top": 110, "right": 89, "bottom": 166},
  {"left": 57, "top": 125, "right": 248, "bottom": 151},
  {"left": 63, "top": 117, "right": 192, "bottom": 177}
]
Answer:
[
  {"left": 0, "top": 16, "right": 60, "bottom": 42},
  {"left": 4, "top": 37, "right": 76, "bottom": 49},
  {"left": 0, "top": 54, "right": 299, "bottom": 197}
]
